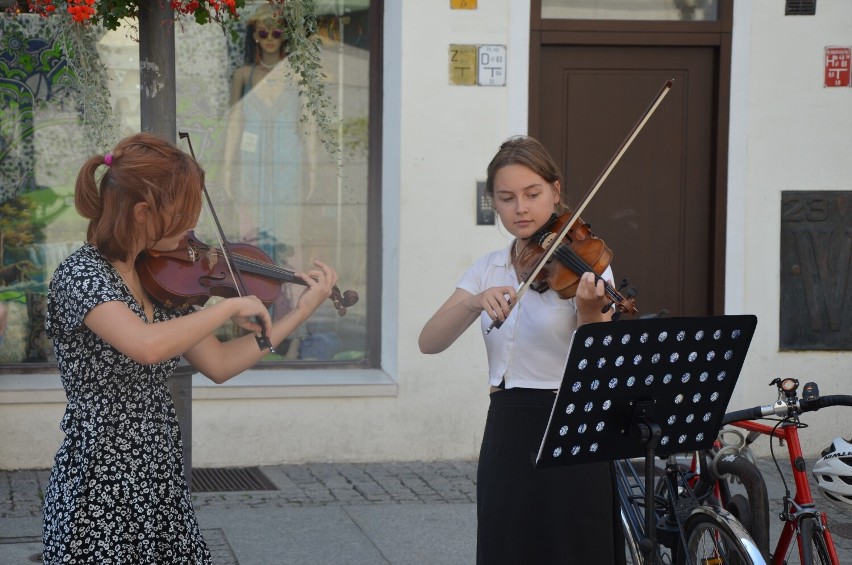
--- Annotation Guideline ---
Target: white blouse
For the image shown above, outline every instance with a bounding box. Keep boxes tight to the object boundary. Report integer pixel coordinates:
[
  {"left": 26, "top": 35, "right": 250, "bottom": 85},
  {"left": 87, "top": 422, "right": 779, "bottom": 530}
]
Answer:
[{"left": 457, "top": 242, "right": 614, "bottom": 390}]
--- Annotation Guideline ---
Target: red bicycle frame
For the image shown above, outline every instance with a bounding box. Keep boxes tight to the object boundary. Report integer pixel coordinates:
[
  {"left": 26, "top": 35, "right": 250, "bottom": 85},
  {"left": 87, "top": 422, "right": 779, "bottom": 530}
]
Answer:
[{"left": 730, "top": 420, "right": 839, "bottom": 565}]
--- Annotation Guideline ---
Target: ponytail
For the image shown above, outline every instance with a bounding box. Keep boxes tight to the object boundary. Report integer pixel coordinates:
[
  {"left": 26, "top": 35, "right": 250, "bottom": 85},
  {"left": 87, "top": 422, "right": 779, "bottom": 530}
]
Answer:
[{"left": 75, "top": 133, "right": 204, "bottom": 262}]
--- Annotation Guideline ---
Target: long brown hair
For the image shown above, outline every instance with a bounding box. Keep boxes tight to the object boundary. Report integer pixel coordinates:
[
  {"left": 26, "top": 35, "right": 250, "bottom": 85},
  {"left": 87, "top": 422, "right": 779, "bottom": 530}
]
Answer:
[
  {"left": 485, "top": 136, "right": 570, "bottom": 214},
  {"left": 74, "top": 132, "right": 204, "bottom": 262}
]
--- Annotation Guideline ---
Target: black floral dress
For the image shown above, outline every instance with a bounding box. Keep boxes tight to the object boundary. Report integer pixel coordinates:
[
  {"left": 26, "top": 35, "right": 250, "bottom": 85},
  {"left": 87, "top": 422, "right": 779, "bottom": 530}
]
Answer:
[{"left": 42, "top": 244, "right": 210, "bottom": 564}]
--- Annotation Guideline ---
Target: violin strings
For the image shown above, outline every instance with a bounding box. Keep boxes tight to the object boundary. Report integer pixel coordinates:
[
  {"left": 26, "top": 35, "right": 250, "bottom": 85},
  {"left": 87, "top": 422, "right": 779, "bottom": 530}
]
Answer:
[
  {"left": 232, "top": 255, "right": 304, "bottom": 284},
  {"left": 535, "top": 232, "right": 622, "bottom": 304},
  {"left": 551, "top": 244, "right": 621, "bottom": 303},
  {"left": 195, "top": 241, "right": 303, "bottom": 284}
]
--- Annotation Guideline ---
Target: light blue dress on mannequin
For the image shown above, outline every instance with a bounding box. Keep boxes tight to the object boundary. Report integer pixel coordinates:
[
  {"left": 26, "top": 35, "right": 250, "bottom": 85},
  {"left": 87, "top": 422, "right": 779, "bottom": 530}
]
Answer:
[
  {"left": 235, "top": 60, "right": 303, "bottom": 268},
  {"left": 233, "top": 60, "right": 304, "bottom": 322}
]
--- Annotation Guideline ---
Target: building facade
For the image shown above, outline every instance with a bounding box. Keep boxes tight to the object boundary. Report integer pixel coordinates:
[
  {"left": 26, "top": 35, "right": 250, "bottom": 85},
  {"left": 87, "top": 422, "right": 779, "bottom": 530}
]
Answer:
[{"left": 0, "top": 0, "right": 850, "bottom": 469}]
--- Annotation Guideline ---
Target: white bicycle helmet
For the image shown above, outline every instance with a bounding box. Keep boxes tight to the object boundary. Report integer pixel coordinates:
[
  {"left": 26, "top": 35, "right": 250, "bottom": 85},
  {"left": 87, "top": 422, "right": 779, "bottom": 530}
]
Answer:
[{"left": 812, "top": 437, "right": 852, "bottom": 506}]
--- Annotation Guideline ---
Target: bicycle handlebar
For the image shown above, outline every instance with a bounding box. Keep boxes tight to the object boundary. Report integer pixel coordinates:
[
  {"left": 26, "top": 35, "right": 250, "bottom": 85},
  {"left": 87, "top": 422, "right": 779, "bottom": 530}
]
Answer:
[
  {"left": 721, "top": 394, "right": 852, "bottom": 426},
  {"left": 721, "top": 406, "right": 766, "bottom": 425}
]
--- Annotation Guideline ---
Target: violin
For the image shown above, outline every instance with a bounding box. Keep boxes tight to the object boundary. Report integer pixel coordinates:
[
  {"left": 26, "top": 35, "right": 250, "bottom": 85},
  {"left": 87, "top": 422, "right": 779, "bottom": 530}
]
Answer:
[
  {"left": 137, "top": 231, "right": 359, "bottom": 315},
  {"left": 514, "top": 212, "right": 638, "bottom": 319}
]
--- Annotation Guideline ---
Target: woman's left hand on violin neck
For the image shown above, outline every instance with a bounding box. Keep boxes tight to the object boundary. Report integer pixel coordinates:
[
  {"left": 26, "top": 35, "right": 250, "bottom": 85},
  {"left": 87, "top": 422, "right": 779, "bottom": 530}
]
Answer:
[
  {"left": 229, "top": 259, "right": 339, "bottom": 333},
  {"left": 574, "top": 271, "right": 614, "bottom": 325},
  {"left": 290, "top": 260, "right": 339, "bottom": 318}
]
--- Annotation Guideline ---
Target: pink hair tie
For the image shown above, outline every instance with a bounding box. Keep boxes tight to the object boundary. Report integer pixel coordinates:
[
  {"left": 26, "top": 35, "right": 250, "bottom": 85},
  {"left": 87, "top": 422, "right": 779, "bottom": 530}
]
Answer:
[{"left": 104, "top": 153, "right": 113, "bottom": 167}]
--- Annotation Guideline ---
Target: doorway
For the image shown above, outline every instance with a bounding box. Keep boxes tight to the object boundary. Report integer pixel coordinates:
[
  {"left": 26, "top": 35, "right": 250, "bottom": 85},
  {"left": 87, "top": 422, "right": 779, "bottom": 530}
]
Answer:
[{"left": 529, "top": 3, "right": 733, "bottom": 317}]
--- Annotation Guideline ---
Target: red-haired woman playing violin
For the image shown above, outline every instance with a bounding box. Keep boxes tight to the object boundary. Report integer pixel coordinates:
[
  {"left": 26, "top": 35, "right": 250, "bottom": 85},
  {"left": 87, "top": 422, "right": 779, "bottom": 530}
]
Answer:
[
  {"left": 42, "top": 132, "right": 336, "bottom": 564},
  {"left": 419, "top": 136, "right": 625, "bottom": 565}
]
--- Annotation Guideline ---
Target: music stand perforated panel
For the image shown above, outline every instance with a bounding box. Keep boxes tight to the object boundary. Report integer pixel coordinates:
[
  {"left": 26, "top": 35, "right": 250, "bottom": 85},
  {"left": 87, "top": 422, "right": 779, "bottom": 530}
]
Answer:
[{"left": 535, "top": 315, "right": 757, "bottom": 468}]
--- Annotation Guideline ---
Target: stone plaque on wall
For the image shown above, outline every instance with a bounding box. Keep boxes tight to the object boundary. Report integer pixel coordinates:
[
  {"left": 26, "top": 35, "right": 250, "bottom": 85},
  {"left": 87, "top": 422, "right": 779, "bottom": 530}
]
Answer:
[{"left": 780, "top": 191, "right": 852, "bottom": 350}]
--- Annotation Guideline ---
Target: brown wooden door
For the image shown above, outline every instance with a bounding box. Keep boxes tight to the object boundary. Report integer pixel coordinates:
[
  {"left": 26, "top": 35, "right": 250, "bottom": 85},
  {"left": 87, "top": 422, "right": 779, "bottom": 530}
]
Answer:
[{"left": 535, "top": 45, "right": 718, "bottom": 317}]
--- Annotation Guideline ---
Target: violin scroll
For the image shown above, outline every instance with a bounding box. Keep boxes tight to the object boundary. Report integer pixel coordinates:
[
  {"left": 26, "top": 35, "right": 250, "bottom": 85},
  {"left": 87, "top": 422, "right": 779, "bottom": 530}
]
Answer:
[
  {"left": 329, "top": 287, "right": 359, "bottom": 316},
  {"left": 330, "top": 285, "right": 358, "bottom": 316},
  {"left": 608, "top": 279, "right": 638, "bottom": 321}
]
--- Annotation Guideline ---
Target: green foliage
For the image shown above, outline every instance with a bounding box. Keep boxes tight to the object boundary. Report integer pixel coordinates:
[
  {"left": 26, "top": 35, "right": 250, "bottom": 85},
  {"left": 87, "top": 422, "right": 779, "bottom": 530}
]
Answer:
[
  {"left": 277, "top": 0, "right": 340, "bottom": 157},
  {"left": 0, "top": 196, "right": 40, "bottom": 264},
  {"left": 56, "top": 19, "right": 117, "bottom": 153},
  {"left": 341, "top": 116, "right": 368, "bottom": 157}
]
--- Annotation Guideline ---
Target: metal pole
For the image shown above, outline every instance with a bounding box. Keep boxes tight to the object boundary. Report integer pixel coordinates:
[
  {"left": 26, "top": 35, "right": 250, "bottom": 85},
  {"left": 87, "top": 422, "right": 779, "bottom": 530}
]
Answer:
[{"left": 137, "top": 0, "right": 194, "bottom": 490}]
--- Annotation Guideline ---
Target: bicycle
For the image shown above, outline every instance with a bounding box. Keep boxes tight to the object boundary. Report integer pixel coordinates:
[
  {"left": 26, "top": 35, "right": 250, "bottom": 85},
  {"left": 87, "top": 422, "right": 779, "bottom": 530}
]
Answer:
[
  {"left": 617, "top": 438, "right": 765, "bottom": 564},
  {"left": 686, "top": 378, "right": 852, "bottom": 565}
]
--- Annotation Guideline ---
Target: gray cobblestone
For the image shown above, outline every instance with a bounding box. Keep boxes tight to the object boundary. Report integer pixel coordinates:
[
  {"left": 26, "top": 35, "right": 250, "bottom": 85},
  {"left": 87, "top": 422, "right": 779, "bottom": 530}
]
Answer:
[
  {"left": 184, "top": 461, "right": 476, "bottom": 512},
  {"left": 1, "top": 462, "right": 478, "bottom": 564},
  {"left": 0, "top": 461, "right": 479, "bottom": 518},
  {"left": 5, "top": 457, "right": 852, "bottom": 564}
]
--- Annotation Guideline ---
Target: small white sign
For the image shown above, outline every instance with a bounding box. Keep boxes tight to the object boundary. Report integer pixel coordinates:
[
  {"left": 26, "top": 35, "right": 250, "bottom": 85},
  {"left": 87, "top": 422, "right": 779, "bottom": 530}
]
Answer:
[{"left": 477, "top": 45, "right": 507, "bottom": 86}]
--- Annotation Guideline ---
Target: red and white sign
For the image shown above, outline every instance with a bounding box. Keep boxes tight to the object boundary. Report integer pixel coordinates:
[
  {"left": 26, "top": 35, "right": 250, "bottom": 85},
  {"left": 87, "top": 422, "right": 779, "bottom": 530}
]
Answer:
[{"left": 824, "top": 47, "right": 851, "bottom": 87}]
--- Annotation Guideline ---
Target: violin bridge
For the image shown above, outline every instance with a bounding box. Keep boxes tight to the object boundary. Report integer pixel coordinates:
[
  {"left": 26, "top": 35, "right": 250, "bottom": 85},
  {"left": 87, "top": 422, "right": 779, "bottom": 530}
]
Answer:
[{"left": 540, "top": 231, "right": 556, "bottom": 248}]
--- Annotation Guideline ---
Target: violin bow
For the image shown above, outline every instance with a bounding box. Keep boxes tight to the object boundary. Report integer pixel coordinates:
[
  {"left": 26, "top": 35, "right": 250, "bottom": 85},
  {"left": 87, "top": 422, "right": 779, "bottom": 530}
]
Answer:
[
  {"left": 486, "top": 79, "right": 673, "bottom": 334},
  {"left": 179, "top": 132, "right": 275, "bottom": 352}
]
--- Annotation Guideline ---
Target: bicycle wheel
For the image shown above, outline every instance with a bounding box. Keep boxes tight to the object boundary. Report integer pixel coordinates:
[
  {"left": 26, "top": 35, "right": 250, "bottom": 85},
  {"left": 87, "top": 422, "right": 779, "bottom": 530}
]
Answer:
[
  {"left": 798, "top": 516, "right": 832, "bottom": 565},
  {"left": 676, "top": 506, "right": 765, "bottom": 565},
  {"left": 622, "top": 507, "right": 646, "bottom": 565}
]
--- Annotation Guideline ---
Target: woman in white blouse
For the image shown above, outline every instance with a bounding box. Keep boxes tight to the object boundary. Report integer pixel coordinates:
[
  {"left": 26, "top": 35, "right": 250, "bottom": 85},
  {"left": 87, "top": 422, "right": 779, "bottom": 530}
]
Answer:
[{"left": 419, "top": 136, "right": 625, "bottom": 564}]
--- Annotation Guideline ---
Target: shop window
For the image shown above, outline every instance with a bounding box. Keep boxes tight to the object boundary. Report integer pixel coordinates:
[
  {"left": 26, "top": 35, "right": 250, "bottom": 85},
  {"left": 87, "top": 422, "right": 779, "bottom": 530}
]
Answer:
[{"left": 0, "top": 0, "right": 378, "bottom": 370}]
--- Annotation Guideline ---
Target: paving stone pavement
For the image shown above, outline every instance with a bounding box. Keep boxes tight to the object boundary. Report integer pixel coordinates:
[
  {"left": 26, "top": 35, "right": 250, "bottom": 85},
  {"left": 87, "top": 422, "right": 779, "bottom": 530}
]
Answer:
[
  {"left": 2, "top": 458, "right": 852, "bottom": 564},
  {"left": 0, "top": 461, "right": 479, "bottom": 564}
]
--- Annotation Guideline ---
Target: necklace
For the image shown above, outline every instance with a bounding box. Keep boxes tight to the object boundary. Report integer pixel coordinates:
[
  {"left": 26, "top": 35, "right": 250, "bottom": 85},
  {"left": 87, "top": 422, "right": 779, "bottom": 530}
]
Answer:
[
  {"left": 115, "top": 265, "right": 151, "bottom": 317},
  {"left": 512, "top": 239, "right": 530, "bottom": 285},
  {"left": 513, "top": 239, "right": 526, "bottom": 260},
  {"left": 257, "top": 60, "right": 276, "bottom": 71},
  {"left": 125, "top": 278, "right": 149, "bottom": 310}
]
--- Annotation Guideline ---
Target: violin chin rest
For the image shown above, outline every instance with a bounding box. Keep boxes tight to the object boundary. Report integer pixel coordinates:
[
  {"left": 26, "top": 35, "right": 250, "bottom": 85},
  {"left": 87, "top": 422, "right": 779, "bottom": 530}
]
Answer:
[{"left": 529, "top": 281, "right": 549, "bottom": 294}]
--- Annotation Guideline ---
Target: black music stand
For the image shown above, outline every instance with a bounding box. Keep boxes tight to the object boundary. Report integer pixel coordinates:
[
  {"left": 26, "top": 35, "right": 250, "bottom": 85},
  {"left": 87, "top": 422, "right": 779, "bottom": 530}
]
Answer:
[{"left": 535, "top": 315, "right": 757, "bottom": 563}]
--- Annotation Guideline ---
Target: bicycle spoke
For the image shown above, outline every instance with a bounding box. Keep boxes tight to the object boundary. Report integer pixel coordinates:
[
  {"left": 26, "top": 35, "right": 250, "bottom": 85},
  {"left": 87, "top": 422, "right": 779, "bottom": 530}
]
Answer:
[
  {"left": 680, "top": 509, "right": 761, "bottom": 565},
  {"left": 691, "top": 526, "right": 734, "bottom": 564}
]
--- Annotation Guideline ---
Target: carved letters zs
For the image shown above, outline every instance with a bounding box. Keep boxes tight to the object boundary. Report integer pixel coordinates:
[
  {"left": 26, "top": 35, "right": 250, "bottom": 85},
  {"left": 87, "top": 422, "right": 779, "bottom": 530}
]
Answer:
[{"left": 780, "top": 191, "right": 852, "bottom": 350}]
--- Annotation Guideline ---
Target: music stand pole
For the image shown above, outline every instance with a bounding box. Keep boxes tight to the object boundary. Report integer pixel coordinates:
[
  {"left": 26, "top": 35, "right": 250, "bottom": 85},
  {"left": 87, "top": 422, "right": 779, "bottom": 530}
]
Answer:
[{"left": 634, "top": 415, "right": 661, "bottom": 563}]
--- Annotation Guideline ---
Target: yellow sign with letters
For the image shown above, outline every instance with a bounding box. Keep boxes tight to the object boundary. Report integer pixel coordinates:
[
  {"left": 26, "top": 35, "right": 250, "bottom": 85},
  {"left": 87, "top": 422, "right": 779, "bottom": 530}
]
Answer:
[{"left": 449, "top": 45, "right": 477, "bottom": 85}]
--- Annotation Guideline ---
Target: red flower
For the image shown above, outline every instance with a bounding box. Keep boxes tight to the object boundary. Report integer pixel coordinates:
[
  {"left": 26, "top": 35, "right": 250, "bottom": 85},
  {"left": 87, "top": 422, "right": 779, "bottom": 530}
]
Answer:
[{"left": 25, "top": 0, "right": 247, "bottom": 26}]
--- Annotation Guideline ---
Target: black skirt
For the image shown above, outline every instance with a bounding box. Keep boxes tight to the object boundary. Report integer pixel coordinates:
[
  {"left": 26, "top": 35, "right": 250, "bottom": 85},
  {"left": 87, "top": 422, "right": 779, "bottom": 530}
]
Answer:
[{"left": 477, "top": 388, "right": 625, "bottom": 565}]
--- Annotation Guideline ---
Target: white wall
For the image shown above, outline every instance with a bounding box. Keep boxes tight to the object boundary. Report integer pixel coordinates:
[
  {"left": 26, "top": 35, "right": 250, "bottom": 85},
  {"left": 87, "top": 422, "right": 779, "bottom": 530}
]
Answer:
[{"left": 726, "top": 0, "right": 852, "bottom": 455}]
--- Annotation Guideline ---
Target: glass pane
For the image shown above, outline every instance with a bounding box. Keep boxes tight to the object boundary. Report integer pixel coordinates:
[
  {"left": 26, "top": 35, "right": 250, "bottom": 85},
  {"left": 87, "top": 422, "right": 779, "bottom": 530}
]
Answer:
[
  {"left": 542, "top": 0, "right": 718, "bottom": 21},
  {"left": 1, "top": 16, "right": 108, "bottom": 366},
  {"left": 175, "top": 0, "right": 370, "bottom": 364},
  {"left": 0, "top": 2, "right": 372, "bottom": 369}
]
